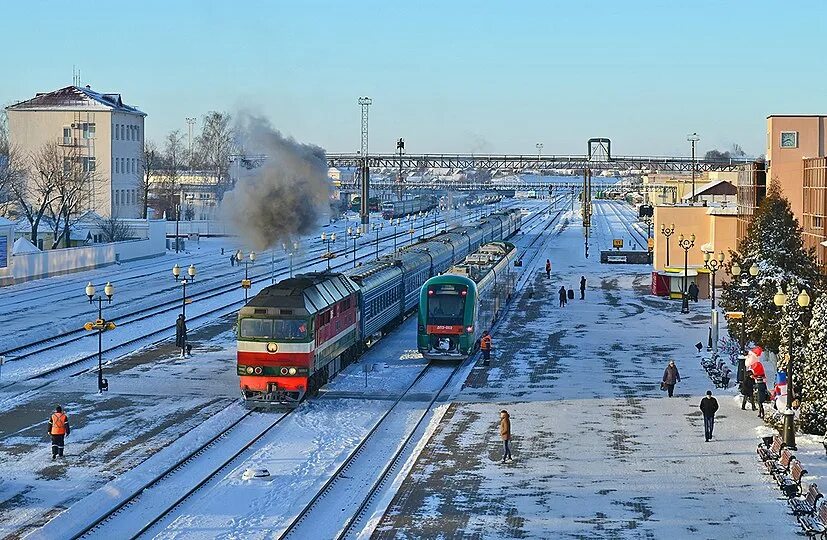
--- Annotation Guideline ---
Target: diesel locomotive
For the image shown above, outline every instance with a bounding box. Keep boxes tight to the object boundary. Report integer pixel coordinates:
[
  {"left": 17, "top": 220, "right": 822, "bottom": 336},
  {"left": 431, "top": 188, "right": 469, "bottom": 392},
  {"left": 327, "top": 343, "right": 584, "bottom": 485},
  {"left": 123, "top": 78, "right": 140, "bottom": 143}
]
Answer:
[{"left": 236, "top": 209, "right": 522, "bottom": 406}]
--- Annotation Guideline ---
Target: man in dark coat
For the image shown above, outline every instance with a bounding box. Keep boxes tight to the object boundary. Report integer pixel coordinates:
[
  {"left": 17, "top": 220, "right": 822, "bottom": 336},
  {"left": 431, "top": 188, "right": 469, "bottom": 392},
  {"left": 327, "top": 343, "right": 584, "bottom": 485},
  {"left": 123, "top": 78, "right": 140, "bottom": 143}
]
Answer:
[
  {"left": 545, "top": 259, "right": 551, "bottom": 279},
  {"left": 688, "top": 282, "right": 699, "bottom": 302},
  {"left": 700, "top": 390, "right": 719, "bottom": 441},
  {"left": 175, "top": 314, "right": 187, "bottom": 358},
  {"left": 741, "top": 370, "right": 756, "bottom": 411},
  {"left": 558, "top": 286, "right": 567, "bottom": 308},
  {"left": 580, "top": 276, "right": 586, "bottom": 299}
]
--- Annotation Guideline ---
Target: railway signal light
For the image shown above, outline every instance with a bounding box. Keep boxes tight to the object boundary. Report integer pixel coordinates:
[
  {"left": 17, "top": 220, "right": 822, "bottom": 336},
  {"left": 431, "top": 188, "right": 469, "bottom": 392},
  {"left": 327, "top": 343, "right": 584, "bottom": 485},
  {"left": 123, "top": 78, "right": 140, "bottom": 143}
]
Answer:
[
  {"left": 241, "top": 279, "right": 252, "bottom": 289},
  {"left": 84, "top": 322, "right": 94, "bottom": 331}
]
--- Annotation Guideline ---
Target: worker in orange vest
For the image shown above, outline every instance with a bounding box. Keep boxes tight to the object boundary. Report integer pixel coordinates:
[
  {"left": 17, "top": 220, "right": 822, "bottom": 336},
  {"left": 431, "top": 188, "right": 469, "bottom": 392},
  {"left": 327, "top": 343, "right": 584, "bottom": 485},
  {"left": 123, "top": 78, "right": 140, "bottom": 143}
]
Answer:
[
  {"left": 480, "top": 331, "right": 492, "bottom": 364},
  {"left": 48, "top": 405, "right": 70, "bottom": 460}
]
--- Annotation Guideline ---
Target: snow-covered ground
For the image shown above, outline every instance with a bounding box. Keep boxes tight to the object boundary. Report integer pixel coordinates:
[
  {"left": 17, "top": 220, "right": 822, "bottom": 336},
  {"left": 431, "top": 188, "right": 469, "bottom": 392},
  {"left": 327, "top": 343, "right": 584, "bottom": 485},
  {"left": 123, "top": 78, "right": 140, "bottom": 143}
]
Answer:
[{"left": 372, "top": 202, "right": 818, "bottom": 539}]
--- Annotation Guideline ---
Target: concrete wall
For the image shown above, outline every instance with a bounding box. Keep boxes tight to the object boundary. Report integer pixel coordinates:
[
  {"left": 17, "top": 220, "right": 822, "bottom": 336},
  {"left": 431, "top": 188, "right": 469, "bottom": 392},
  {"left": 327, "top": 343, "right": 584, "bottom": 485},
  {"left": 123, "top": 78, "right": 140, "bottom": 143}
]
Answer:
[
  {"left": 4, "top": 219, "right": 166, "bottom": 285},
  {"left": 0, "top": 220, "right": 14, "bottom": 286},
  {"left": 165, "top": 220, "right": 232, "bottom": 236}
]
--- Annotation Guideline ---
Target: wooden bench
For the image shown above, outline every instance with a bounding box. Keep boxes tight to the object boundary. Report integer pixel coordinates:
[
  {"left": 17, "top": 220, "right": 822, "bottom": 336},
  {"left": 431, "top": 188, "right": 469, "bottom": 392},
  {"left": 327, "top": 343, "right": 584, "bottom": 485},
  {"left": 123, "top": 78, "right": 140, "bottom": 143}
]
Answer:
[
  {"left": 767, "top": 448, "right": 795, "bottom": 479},
  {"left": 758, "top": 434, "right": 785, "bottom": 463},
  {"left": 799, "top": 501, "right": 827, "bottom": 538},
  {"left": 791, "top": 484, "right": 824, "bottom": 517},
  {"left": 780, "top": 460, "right": 808, "bottom": 498}
]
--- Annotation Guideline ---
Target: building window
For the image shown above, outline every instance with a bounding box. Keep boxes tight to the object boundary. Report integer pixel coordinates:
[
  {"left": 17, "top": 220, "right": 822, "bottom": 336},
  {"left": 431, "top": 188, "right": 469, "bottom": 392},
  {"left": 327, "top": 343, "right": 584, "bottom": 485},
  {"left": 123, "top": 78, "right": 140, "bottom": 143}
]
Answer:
[
  {"left": 115, "top": 158, "right": 120, "bottom": 174},
  {"left": 814, "top": 216, "right": 823, "bottom": 229},
  {"left": 132, "top": 158, "right": 136, "bottom": 173},
  {"left": 81, "top": 123, "right": 96, "bottom": 139},
  {"left": 781, "top": 131, "right": 799, "bottom": 149},
  {"left": 63, "top": 157, "right": 72, "bottom": 173},
  {"left": 115, "top": 190, "right": 120, "bottom": 205},
  {"left": 63, "top": 127, "right": 72, "bottom": 145},
  {"left": 82, "top": 157, "right": 96, "bottom": 172},
  {"left": 114, "top": 124, "right": 119, "bottom": 140}
]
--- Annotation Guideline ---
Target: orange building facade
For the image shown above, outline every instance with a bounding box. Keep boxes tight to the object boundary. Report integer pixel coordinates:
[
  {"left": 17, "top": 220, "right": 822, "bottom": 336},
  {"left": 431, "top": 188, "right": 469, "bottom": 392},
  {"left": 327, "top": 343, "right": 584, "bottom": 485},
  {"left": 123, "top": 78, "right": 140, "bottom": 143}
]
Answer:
[{"left": 803, "top": 157, "right": 827, "bottom": 272}]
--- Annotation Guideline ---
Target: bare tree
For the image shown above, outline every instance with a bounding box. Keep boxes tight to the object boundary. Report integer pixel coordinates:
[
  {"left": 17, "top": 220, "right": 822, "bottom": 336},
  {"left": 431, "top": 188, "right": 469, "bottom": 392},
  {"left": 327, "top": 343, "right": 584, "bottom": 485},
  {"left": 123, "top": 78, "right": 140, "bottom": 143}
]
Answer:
[
  {"left": 15, "top": 142, "right": 64, "bottom": 244},
  {"left": 139, "top": 140, "right": 159, "bottom": 219},
  {"left": 195, "top": 111, "right": 236, "bottom": 200},
  {"left": 47, "top": 155, "right": 93, "bottom": 249},
  {"left": 96, "top": 214, "right": 134, "bottom": 242},
  {"left": 160, "top": 130, "right": 186, "bottom": 219}
]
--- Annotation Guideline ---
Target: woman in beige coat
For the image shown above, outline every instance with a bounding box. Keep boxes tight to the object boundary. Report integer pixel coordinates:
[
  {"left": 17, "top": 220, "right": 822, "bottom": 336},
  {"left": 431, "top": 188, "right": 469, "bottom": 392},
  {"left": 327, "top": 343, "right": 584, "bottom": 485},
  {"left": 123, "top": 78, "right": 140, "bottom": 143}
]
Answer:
[{"left": 499, "top": 410, "right": 512, "bottom": 462}]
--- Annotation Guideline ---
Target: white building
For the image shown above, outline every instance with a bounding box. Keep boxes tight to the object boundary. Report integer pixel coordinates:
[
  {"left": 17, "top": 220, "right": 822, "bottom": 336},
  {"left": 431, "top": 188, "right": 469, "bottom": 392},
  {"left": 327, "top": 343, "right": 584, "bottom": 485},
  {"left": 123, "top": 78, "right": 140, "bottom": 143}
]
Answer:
[{"left": 6, "top": 85, "right": 147, "bottom": 218}]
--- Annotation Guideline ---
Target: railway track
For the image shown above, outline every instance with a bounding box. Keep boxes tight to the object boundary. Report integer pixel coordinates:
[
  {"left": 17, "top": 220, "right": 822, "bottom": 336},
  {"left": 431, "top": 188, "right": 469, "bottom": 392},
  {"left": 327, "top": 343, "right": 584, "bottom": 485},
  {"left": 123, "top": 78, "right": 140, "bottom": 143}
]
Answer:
[{"left": 0, "top": 209, "right": 497, "bottom": 385}]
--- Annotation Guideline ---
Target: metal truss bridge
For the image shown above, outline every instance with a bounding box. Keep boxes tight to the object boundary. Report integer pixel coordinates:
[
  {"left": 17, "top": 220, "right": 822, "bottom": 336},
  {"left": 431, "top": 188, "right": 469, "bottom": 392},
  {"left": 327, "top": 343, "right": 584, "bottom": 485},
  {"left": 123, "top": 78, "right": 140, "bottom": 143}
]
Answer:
[{"left": 326, "top": 153, "right": 750, "bottom": 173}]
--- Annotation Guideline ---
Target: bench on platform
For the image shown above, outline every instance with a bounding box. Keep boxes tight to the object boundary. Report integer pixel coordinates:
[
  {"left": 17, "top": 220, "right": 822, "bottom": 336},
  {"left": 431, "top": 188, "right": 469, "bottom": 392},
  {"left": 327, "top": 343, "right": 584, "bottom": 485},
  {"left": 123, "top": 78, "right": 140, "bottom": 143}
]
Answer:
[
  {"left": 791, "top": 484, "right": 824, "bottom": 517},
  {"left": 799, "top": 501, "right": 827, "bottom": 539},
  {"left": 780, "top": 460, "right": 808, "bottom": 498},
  {"left": 758, "top": 434, "right": 785, "bottom": 463},
  {"left": 767, "top": 448, "right": 795, "bottom": 479}
]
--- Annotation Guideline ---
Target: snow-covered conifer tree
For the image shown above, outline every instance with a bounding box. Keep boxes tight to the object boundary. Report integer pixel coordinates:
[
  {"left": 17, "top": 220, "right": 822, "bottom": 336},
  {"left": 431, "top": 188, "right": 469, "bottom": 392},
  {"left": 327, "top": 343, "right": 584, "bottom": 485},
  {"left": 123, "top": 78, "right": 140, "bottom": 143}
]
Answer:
[{"left": 800, "top": 294, "right": 827, "bottom": 434}]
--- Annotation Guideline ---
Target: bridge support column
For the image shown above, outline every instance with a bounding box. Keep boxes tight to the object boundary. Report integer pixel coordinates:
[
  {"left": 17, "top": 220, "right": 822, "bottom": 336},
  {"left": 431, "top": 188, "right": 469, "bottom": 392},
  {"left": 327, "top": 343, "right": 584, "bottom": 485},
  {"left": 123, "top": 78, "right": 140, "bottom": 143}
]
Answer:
[{"left": 360, "top": 161, "right": 370, "bottom": 228}]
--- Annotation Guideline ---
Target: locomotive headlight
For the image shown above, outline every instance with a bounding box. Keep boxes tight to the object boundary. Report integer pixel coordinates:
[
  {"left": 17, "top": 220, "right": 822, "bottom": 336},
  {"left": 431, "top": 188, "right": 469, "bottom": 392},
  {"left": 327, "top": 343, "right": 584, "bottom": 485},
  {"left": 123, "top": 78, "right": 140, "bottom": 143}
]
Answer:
[
  {"left": 254, "top": 366, "right": 263, "bottom": 375},
  {"left": 466, "top": 325, "right": 473, "bottom": 333},
  {"left": 280, "top": 367, "right": 289, "bottom": 375},
  {"left": 288, "top": 367, "right": 297, "bottom": 375},
  {"left": 245, "top": 366, "right": 254, "bottom": 374}
]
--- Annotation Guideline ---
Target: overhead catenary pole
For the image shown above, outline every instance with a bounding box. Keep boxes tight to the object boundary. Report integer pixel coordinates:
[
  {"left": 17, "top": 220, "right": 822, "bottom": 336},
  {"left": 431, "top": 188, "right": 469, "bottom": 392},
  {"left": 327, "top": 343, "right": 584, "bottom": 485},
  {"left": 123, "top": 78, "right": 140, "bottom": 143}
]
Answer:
[
  {"left": 358, "top": 97, "right": 372, "bottom": 230},
  {"left": 186, "top": 117, "right": 196, "bottom": 172}
]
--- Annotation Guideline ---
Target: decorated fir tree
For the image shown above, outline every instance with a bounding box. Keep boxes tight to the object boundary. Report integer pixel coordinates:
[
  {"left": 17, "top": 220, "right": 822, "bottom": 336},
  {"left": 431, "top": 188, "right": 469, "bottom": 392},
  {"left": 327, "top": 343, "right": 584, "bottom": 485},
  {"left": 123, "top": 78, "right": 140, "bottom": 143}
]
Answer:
[
  {"left": 719, "top": 182, "right": 821, "bottom": 352},
  {"left": 800, "top": 294, "right": 827, "bottom": 434}
]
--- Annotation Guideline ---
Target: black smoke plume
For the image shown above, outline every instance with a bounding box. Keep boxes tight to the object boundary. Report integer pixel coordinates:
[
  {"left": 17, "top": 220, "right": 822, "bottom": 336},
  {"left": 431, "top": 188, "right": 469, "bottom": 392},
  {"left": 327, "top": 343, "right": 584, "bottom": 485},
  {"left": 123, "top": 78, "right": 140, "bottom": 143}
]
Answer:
[{"left": 221, "top": 114, "right": 330, "bottom": 250}]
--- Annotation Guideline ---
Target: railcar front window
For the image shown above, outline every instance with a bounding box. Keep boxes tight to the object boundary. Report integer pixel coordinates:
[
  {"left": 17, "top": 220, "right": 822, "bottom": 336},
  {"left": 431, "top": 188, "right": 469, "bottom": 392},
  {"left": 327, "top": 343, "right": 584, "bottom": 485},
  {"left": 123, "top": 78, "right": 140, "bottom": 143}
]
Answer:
[
  {"left": 240, "top": 318, "right": 273, "bottom": 339},
  {"left": 428, "top": 292, "right": 466, "bottom": 325}
]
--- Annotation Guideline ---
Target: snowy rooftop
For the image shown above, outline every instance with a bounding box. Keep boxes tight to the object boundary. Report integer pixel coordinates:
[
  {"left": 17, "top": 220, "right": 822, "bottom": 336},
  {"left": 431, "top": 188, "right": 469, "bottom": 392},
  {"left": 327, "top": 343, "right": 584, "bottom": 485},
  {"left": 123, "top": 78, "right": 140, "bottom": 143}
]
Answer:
[{"left": 6, "top": 85, "right": 146, "bottom": 116}]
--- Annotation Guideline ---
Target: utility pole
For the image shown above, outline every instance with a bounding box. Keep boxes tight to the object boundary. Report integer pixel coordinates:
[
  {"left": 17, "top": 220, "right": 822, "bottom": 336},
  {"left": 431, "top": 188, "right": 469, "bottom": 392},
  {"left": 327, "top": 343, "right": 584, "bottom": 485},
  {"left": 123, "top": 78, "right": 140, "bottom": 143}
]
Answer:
[
  {"left": 687, "top": 132, "right": 700, "bottom": 203},
  {"left": 358, "top": 97, "right": 372, "bottom": 231},
  {"left": 397, "top": 138, "right": 405, "bottom": 201}
]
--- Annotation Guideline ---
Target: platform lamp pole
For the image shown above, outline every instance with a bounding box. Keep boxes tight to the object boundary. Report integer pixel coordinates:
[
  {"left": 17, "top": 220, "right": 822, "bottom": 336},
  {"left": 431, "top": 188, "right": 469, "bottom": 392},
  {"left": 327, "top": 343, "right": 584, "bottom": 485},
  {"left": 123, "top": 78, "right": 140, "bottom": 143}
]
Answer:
[
  {"left": 347, "top": 227, "right": 360, "bottom": 268},
  {"left": 321, "top": 232, "right": 336, "bottom": 270},
  {"left": 85, "top": 281, "right": 115, "bottom": 393},
  {"left": 774, "top": 286, "right": 810, "bottom": 450},
  {"left": 731, "top": 261, "right": 759, "bottom": 383},
  {"left": 237, "top": 251, "right": 255, "bottom": 301},
  {"left": 687, "top": 133, "right": 700, "bottom": 203},
  {"left": 677, "top": 233, "right": 695, "bottom": 314},
  {"left": 172, "top": 263, "right": 196, "bottom": 357},
  {"left": 703, "top": 251, "right": 725, "bottom": 354},
  {"left": 660, "top": 223, "right": 675, "bottom": 267}
]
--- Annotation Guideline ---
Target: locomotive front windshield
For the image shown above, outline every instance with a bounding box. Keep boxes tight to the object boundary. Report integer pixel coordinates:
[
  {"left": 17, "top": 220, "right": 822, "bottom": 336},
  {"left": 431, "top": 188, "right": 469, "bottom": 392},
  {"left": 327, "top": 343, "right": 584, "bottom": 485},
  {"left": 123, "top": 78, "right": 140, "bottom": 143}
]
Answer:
[
  {"left": 427, "top": 285, "right": 467, "bottom": 325},
  {"left": 240, "top": 318, "right": 309, "bottom": 340}
]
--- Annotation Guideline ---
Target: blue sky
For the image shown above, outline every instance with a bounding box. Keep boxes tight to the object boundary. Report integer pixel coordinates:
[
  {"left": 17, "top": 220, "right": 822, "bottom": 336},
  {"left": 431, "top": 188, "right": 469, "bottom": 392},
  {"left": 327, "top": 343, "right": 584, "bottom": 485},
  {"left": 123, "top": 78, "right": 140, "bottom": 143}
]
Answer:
[{"left": 1, "top": 1, "right": 824, "bottom": 156}]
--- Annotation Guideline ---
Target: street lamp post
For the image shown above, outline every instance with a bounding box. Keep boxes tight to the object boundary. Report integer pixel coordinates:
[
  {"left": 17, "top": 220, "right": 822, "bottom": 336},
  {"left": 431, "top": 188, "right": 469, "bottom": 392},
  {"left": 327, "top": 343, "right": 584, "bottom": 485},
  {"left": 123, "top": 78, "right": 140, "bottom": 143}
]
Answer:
[
  {"left": 372, "top": 222, "right": 384, "bottom": 260},
  {"left": 392, "top": 218, "right": 399, "bottom": 252},
  {"left": 236, "top": 250, "right": 256, "bottom": 301},
  {"left": 172, "top": 263, "right": 197, "bottom": 357},
  {"left": 321, "top": 232, "right": 336, "bottom": 270},
  {"left": 287, "top": 241, "right": 298, "bottom": 277},
  {"left": 84, "top": 281, "right": 115, "bottom": 393},
  {"left": 677, "top": 233, "right": 695, "bottom": 314},
  {"left": 536, "top": 142, "right": 543, "bottom": 162},
  {"left": 773, "top": 286, "right": 811, "bottom": 450},
  {"left": 660, "top": 223, "right": 675, "bottom": 267},
  {"left": 347, "top": 227, "right": 360, "bottom": 267},
  {"left": 687, "top": 133, "right": 700, "bottom": 202},
  {"left": 408, "top": 217, "right": 415, "bottom": 246},
  {"left": 730, "top": 261, "right": 759, "bottom": 382},
  {"left": 704, "top": 251, "right": 725, "bottom": 354}
]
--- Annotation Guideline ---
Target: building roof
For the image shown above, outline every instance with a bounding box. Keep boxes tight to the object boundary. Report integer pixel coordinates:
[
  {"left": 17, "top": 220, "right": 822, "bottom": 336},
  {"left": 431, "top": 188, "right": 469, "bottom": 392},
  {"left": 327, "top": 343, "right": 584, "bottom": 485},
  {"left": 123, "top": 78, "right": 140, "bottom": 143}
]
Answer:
[
  {"left": 6, "top": 85, "right": 146, "bottom": 116},
  {"left": 680, "top": 179, "right": 736, "bottom": 200}
]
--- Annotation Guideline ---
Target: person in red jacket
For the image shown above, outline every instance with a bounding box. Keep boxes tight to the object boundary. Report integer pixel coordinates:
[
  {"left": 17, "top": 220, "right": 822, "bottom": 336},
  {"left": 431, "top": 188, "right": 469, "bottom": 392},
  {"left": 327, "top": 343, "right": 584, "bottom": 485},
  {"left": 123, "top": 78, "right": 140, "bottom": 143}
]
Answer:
[{"left": 48, "top": 405, "right": 70, "bottom": 460}]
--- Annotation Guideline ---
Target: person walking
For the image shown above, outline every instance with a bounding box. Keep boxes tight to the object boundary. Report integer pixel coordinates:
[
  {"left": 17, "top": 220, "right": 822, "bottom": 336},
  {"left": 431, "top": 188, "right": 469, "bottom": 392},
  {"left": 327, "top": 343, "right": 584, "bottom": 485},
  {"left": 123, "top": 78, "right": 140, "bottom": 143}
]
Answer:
[
  {"left": 48, "top": 406, "right": 70, "bottom": 460},
  {"left": 567, "top": 287, "right": 575, "bottom": 301},
  {"left": 480, "top": 331, "right": 492, "bottom": 365},
  {"left": 229, "top": 254, "right": 235, "bottom": 267},
  {"left": 741, "top": 370, "right": 757, "bottom": 411},
  {"left": 558, "top": 286, "right": 567, "bottom": 308},
  {"left": 688, "top": 282, "right": 699, "bottom": 302},
  {"left": 499, "top": 410, "right": 512, "bottom": 463},
  {"left": 700, "top": 390, "right": 719, "bottom": 442},
  {"left": 662, "top": 360, "right": 681, "bottom": 397},
  {"left": 755, "top": 372, "right": 769, "bottom": 419},
  {"left": 545, "top": 259, "right": 551, "bottom": 279},
  {"left": 175, "top": 314, "right": 188, "bottom": 358},
  {"left": 580, "top": 276, "right": 586, "bottom": 300}
]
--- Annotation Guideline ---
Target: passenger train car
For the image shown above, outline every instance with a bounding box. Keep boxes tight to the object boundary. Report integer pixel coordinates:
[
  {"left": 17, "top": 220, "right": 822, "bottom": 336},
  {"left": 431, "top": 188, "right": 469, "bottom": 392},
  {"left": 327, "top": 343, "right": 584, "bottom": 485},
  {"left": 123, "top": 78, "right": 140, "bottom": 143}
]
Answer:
[
  {"left": 417, "top": 241, "right": 518, "bottom": 361},
  {"left": 237, "top": 209, "right": 521, "bottom": 406},
  {"left": 381, "top": 195, "right": 437, "bottom": 220}
]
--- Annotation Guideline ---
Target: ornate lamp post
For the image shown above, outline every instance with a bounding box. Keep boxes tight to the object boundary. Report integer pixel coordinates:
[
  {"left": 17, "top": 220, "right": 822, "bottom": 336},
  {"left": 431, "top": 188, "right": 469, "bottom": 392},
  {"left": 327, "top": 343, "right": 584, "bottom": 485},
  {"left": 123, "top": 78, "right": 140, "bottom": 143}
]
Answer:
[
  {"left": 392, "top": 218, "right": 400, "bottom": 253},
  {"left": 321, "top": 232, "right": 336, "bottom": 270},
  {"left": 347, "top": 227, "right": 361, "bottom": 267},
  {"left": 660, "top": 223, "right": 675, "bottom": 267},
  {"left": 372, "top": 222, "right": 384, "bottom": 260},
  {"left": 281, "top": 241, "right": 299, "bottom": 279},
  {"left": 84, "top": 281, "right": 115, "bottom": 393},
  {"left": 172, "top": 263, "right": 196, "bottom": 357},
  {"left": 703, "top": 251, "right": 725, "bottom": 309},
  {"left": 730, "top": 260, "right": 759, "bottom": 383},
  {"left": 773, "top": 286, "right": 811, "bottom": 450},
  {"left": 236, "top": 250, "right": 256, "bottom": 301},
  {"left": 677, "top": 233, "right": 695, "bottom": 314},
  {"left": 408, "top": 215, "right": 415, "bottom": 246}
]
